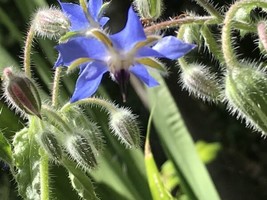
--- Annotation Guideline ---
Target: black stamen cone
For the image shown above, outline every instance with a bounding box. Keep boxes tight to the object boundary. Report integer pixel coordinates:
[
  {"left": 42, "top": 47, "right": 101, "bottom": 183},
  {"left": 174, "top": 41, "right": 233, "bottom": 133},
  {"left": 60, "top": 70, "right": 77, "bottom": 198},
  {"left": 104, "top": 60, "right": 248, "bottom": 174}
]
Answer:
[{"left": 114, "top": 69, "right": 130, "bottom": 102}]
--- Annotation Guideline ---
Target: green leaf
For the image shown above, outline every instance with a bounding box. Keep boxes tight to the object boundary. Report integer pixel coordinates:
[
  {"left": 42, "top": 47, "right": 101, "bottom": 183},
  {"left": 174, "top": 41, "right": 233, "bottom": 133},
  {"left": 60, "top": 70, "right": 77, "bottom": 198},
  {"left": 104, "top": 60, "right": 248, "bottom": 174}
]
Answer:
[
  {"left": 13, "top": 118, "right": 41, "bottom": 200},
  {"left": 0, "top": 131, "right": 13, "bottom": 166},
  {"left": 161, "top": 161, "right": 180, "bottom": 192},
  {"left": 91, "top": 151, "right": 144, "bottom": 200},
  {"left": 62, "top": 157, "right": 99, "bottom": 200},
  {"left": 145, "top": 135, "right": 174, "bottom": 200},
  {"left": 148, "top": 73, "right": 220, "bottom": 200},
  {"left": 195, "top": 140, "right": 221, "bottom": 164}
]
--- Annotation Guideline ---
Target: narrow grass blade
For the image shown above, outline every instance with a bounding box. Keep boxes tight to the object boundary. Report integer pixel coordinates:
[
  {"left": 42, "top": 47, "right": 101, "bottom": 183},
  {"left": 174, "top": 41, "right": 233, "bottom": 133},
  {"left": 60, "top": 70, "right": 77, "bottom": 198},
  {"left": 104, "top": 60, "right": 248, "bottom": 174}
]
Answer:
[{"left": 147, "top": 73, "right": 220, "bottom": 200}]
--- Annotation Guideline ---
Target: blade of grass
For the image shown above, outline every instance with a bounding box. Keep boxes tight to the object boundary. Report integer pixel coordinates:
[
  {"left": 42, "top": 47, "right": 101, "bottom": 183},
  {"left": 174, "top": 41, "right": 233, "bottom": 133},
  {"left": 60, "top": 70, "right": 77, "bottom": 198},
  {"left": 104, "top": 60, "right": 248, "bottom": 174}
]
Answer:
[{"left": 147, "top": 73, "right": 220, "bottom": 200}]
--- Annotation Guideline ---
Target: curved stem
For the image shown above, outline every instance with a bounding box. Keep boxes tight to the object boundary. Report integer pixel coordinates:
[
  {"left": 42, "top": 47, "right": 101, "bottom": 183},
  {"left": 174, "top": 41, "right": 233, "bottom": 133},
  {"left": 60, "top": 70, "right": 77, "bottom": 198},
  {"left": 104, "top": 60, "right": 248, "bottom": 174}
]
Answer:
[
  {"left": 23, "top": 25, "right": 35, "bottom": 78},
  {"left": 176, "top": 25, "right": 189, "bottom": 71},
  {"left": 200, "top": 25, "right": 224, "bottom": 63},
  {"left": 41, "top": 105, "right": 73, "bottom": 133},
  {"left": 193, "top": 0, "right": 223, "bottom": 21},
  {"left": 39, "top": 148, "right": 49, "bottom": 200},
  {"left": 222, "top": 0, "right": 267, "bottom": 70},
  {"left": 61, "top": 97, "right": 117, "bottom": 114},
  {"left": 52, "top": 67, "right": 62, "bottom": 107}
]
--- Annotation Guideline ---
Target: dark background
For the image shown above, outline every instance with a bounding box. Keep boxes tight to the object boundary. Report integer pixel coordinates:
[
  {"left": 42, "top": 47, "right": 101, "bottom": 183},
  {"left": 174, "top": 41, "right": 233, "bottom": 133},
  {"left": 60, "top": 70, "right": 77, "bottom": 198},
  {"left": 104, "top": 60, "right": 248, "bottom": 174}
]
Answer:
[{"left": 1, "top": 0, "right": 267, "bottom": 199}]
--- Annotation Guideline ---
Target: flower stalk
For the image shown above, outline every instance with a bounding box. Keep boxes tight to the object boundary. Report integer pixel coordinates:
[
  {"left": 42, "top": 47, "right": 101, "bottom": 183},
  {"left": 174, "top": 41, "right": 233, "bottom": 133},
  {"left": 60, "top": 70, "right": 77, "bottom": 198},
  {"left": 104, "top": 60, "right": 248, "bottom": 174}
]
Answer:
[
  {"left": 39, "top": 148, "right": 50, "bottom": 200},
  {"left": 222, "top": 0, "right": 267, "bottom": 70},
  {"left": 23, "top": 25, "right": 35, "bottom": 78},
  {"left": 193, "top": 0, "right": 223, "bottom": 21},
  {"left": 52, "top": 67, "right": 62, "bottom": 107}
]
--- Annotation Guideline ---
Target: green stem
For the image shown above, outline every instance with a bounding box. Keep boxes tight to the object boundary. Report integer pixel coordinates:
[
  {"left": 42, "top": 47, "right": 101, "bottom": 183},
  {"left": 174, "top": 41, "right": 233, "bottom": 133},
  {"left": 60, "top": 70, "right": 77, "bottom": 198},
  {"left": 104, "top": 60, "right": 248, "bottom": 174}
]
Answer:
[
  {"left": 177, "top": 25, "right": 190, "bottom": 71},
  {"left": 52, "top": 67, "right": 62, "bottom": 107},
  {"left": 222, "top": 0, "right": 267, "bottom": 70},
  {"left": 39, "top": 148, "right": 49, "bottom": 200},
  {"left": 200, "top": 25, "right": 224, "bottom": 63},
  {"left": 24, "top": 25, "right": 35, "bottom": 78},
  {"left": 193, "top": 0, "right": 223, "bottom": 21},
  {"left": 61, "top": 98, "right": 117, "bottom": 114},
  {"left": 41, "top": 105, "right": 73, "bottom": 133}
]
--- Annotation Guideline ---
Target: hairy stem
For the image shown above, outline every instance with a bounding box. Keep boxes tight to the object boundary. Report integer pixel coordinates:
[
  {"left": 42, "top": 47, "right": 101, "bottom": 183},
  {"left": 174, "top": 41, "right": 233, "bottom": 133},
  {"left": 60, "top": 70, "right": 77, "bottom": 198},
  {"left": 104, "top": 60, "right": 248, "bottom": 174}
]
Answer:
[
  {"left": 222, "top": 0, "right": 267, "bottom": 70},
  {"left": 176, "top": 25, "right": 189, "bottom": 71},
  {"left": 42, "top": 105, "right": 73, "bottom": 133},
  {"left": 52, "top": 67, "right": 62, "bottom": 107},
  {"left": 192, "top": 0, "right": 223, "bottom": 21},
  {"left": 40, "top": 148, "right": 49, "bottom": 200},
  {"left": 23, "top": 25, "right": 35, "bottom": 78},
  {"left": 61, "top": 97, "right": 117, "bottom": 114}
]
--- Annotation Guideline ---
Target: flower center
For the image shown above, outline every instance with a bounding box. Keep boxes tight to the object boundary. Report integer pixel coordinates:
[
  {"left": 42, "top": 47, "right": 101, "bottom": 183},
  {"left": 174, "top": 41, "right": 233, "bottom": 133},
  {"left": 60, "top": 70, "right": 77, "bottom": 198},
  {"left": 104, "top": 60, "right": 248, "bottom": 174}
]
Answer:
[{"left": 108, "top": 50, "right": 134, "bottom": 74}]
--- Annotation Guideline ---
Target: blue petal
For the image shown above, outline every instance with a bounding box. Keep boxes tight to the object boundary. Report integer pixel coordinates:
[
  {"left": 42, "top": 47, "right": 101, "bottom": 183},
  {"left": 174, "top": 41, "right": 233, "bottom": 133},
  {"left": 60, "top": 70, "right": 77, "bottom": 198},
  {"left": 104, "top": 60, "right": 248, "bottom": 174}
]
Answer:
[
  {"left": 110, "top": 7, "right": 146, "bottom": 51},
  {"left": 54, "top": 37, "right": 107, "bottom": 67},
  {"left": 58, "top": 1, "right": 89, "bottom": 31},
  {"left": 70, "top": 62, "right": 108, "bottom": 102},
  {"left": 88, "top": 0, "right": 103, "bottom": 21},
  {"left": 152, "top": 36, "right": 196, "bottom": 59},
  {"left": 129, "top": 64, "right": 159, "bottom": 87},
  {"left": 135, "top": 46, "right": 164, "bottom": 58}
]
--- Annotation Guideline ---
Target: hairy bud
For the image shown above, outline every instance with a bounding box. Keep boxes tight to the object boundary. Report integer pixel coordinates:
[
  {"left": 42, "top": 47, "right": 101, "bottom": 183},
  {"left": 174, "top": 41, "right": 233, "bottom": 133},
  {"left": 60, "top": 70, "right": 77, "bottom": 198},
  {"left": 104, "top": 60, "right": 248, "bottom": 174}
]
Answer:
[
  {"left": 109, "top": 108, "right": 140, "bottom": 148},
  {"left": 180, "top": 64, "right": 222, "bottom": 102},
  {"left": 64, "top": 133, "right": 98, "bottom": 171},
  {"left": 225, "top": 64, "right": 267, "bottom": 136},
  {"left": 32, "top": 7, "right": 70, "bottom": 39},
  {"left": 134, "top": 0, "right": 163, "bottom": 20},
  {"left": 39, "top": 131, "right": 62, "bottom": 162},
  {"left": 2, "top": 67, "right": 42, "bottom": 118}
]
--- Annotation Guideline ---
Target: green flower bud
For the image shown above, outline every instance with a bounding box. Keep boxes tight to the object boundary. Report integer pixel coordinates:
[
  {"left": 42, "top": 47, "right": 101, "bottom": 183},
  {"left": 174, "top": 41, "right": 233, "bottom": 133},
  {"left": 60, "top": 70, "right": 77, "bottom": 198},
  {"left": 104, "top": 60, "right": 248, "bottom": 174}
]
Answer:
[
  {"left": 2, "top": 67, "right": 42, "bottom": 118},
  {"left": 225, "top": 64, "right": 267, "bottom": 135},
  {"left": 233, "top": 7, "right": 253, "bottom": 38},
  {"left": 180, "top": 64, "right": 222, "bottom": 102},
  {"left": 65, "top": 133, "right": 97, "bottom": 171},
  {"left": 182, "top": 24, "right": 203, "bottom": 44},
  {"left": 32, "top": 7, "right": 70, "bottom": 39},
  {"left": 134, "top": 0, "right": 163, "bottom": 20},
  {"left": 109, "top": 108, "right": 141, "bottom": 148},
  {"left": 39, "top": 131, "right": 62, "bottom": 162}
]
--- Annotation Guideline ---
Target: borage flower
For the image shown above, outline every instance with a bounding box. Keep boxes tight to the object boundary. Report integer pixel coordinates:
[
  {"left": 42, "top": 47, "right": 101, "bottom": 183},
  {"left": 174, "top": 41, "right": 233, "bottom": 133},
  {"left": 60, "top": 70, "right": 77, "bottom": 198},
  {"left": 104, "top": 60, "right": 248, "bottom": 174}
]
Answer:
[
  {"left": 58, "top": 0, "right": 108, "bottom": 31},
  {"left": 55, "top": 7, "right": 196, "bottom": 102}
]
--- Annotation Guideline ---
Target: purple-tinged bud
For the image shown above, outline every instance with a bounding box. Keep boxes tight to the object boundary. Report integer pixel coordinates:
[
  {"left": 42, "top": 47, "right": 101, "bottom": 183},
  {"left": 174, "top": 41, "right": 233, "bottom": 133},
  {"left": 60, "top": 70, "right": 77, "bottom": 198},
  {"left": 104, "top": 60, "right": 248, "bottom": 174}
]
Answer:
[
  {"left": 39, "top": 131, "right": 62, "bottom": 163},
  {"left": 32, "top": 7, "right": 70, "bottom": 39},
  {"left": 180, "top": 64, "right": 222, "bottom": 102},
  {"left": 65, "top": 133, "right": 97, "bottom": 171},
  {"left": 109, "top": 108, "right": 140, "bottom": 148},
  {"left": 225, "top": 64, "right": 267, "bottom": 136},
  {"left": 2, "top": 67, "right": 42, "bottom": 118},
  {"left": 257, "top": 21, "right": 267, "bottom": 53}
]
